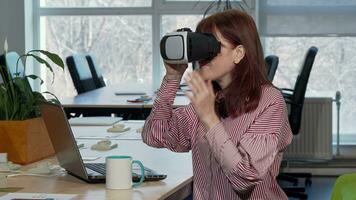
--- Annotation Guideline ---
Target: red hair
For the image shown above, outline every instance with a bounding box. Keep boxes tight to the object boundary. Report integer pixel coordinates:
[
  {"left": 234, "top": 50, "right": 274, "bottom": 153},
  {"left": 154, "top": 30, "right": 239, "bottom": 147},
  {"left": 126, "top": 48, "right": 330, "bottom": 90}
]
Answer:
[{"left": 196, "top": 9, "right": 271, "bottom": 117}]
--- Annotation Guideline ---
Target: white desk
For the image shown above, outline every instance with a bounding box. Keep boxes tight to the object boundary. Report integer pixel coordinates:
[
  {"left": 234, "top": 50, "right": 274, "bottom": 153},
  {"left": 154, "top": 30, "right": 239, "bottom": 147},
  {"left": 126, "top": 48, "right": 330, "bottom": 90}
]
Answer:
[
  {"left": 60, "top": 85, "right": 189, "bottom": 118},
  {"left": 0, "top": 122, "right": 193, "bottom": 200}
]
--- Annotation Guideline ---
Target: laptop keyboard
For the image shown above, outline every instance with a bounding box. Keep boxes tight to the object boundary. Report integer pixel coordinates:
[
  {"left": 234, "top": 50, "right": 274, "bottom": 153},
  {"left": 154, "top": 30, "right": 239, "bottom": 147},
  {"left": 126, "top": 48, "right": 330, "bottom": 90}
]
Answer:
[
  {"left": 84, "top": 163, "right": 167, "bottom": 182},
  {"left": 85, "top": 163, "right": 146, "bottom": 176},
  {"left": 85, "top": 163, "right": 107, "bottom": 175}
]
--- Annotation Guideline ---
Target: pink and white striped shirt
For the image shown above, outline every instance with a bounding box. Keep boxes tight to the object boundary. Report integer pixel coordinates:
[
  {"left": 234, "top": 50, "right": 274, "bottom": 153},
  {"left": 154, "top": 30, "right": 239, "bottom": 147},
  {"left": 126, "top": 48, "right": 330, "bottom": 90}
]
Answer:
[{"left": 142, "top": 77, "right": 293, "bottom": 200}]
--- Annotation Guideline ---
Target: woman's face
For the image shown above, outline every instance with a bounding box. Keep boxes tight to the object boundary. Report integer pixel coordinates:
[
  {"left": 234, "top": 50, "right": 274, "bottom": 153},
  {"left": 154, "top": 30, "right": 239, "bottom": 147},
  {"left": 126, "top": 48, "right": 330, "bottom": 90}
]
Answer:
[{"left": 197, "top": 29, "right": 244, "bottom": 88}]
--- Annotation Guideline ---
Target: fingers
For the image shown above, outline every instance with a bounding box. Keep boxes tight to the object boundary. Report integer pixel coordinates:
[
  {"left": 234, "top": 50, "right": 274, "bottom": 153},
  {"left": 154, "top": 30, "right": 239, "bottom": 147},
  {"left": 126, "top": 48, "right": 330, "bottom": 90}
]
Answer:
[
  {"left": 184, "top": 90, "right": 195, "bottom": 104},
  {"left": 164, "top": 62, "right": 188, "bottom": 76},
  {"left": 184, "top": 72, "right": 216, "bottom": 104},
  {"left": 185, "top": 72, "right": 206, "bottom": 95},
  {"left": 164, "top": 62, "right": 188, "bottom": 69},
  {"left": 207, "top": 79, "right": 214, "bottom": 94},
  {"left": 192, "top": 72, "right": 206, "bottom": 93}
]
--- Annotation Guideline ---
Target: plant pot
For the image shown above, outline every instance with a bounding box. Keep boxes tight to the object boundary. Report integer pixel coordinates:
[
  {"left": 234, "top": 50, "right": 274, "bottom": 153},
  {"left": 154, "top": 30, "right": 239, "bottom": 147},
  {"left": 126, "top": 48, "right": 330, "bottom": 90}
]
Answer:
[{"left": 0, "top": 117, "right": 55, "bottom": 164}]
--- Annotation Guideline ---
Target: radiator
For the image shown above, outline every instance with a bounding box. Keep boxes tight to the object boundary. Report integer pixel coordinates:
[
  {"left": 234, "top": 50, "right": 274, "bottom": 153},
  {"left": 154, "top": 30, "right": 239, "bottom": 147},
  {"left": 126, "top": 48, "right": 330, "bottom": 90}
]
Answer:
[{"left": 284, "top": 98, "right": 333, "bottom": 160}]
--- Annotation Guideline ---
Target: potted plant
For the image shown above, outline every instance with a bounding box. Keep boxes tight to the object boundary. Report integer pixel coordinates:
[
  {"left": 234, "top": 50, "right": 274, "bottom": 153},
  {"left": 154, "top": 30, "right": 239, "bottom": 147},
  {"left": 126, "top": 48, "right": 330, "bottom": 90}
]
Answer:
[{"left": 0, "top": 40, "right": 64, "bottom": 164}]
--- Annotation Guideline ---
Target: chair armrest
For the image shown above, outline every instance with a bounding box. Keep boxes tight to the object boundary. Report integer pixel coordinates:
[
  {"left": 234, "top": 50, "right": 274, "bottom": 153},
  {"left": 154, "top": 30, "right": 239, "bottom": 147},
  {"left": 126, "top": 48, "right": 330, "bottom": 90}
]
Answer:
[
  {"left": 279, "top": 88, "right": 293, "bottom": 97},
  {"left": 284, "top": 98, "right": 302, "bottom": 107},
  {"left": 282, "top": 92, "right": 293, "bottom": 99},
  {"left": 284, "top": 97, "right": 293, "bottom": 104},
  {"left": 280, "top": 88, "right": 294, "bottom": 92}
]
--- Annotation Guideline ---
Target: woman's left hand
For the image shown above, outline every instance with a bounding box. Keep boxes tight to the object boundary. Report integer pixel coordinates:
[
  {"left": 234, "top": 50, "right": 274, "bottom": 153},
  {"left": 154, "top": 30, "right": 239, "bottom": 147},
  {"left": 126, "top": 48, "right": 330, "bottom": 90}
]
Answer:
[{"left": 184, "top": 72, "right": 220, "bottom": 130}]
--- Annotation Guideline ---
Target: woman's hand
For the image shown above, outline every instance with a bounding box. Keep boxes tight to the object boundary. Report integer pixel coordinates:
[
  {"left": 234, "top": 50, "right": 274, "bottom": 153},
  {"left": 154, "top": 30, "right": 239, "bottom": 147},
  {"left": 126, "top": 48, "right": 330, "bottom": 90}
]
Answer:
[
  {"left": 184, "top": 72, "right": 220, "bottom": 130},
  {"left": 164, "top": 62, "right": 188, "bottom": 80}
]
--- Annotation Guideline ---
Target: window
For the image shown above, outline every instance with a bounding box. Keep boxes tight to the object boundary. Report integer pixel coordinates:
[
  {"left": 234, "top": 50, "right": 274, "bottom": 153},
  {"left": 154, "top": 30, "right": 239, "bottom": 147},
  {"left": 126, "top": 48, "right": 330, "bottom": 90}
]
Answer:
[
  {"left": 35, "top": 0, "right": 241, "bottom": 99},
  {"left": 41, "top": 15, "right": 152, "bottom": 98},
  {"left": 264, "top": 37, "right": 356, "bottom": 142},
  {"left": 259, "top": 0, "right": 356, "bottom": 144},
  {"left": 161, "top": 15, "right": 202, "bottom": 79},
  {"left": 40, "top": 0, "right": 151, "bottom": 7}
]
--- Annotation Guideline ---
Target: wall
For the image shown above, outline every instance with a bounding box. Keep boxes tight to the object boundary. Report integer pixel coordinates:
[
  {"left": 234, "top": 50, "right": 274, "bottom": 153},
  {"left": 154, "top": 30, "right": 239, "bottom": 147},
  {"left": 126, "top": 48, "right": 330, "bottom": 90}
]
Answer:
[
  {"left": 0, "top": 0, "right": 35, "bottom": 88},
  {"left": 0, "top": 0, "right": 26, "bottom": 55}
]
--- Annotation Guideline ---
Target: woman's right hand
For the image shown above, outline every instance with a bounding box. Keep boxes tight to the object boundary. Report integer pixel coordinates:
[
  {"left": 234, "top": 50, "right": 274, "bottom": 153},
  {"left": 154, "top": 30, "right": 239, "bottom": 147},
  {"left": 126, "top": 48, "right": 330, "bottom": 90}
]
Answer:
[{"left": 164, "top": 62, "right": 188, "bottom": 79}]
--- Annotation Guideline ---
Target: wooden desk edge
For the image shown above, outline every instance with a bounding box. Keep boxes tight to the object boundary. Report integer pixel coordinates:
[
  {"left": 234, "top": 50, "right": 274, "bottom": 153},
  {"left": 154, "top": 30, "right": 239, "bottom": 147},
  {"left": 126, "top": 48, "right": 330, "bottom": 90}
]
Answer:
[{"left": 161, "top": 176, "right": 193, "bottom": 200}]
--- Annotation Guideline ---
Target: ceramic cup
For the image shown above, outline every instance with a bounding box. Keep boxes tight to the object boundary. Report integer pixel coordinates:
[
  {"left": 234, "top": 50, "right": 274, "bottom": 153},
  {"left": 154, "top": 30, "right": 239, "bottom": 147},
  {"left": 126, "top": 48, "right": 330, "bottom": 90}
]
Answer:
[{"left": 106, "top": 155, "right": 144, "bottom": 190}]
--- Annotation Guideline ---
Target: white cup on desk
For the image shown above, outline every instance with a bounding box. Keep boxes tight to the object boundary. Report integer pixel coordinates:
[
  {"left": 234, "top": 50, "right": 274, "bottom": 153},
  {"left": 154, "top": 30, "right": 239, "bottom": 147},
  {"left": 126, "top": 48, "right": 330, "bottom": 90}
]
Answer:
[{"left": 106, "top": 155, "right": 145, "bottom": 190}]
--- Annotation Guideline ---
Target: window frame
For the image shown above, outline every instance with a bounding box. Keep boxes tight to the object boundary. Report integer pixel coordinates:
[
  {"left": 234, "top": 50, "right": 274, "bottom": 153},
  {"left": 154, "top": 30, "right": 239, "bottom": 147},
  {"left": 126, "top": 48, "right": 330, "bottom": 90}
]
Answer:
[
  {"left": 33, "top": 0, "right": 356, "bottom": 155},
  {"left": 258, "top": 0, "right": 356, "bottom": 149},
  {"left": 33, "top": 0, "right": 252, "bottom": 92}
]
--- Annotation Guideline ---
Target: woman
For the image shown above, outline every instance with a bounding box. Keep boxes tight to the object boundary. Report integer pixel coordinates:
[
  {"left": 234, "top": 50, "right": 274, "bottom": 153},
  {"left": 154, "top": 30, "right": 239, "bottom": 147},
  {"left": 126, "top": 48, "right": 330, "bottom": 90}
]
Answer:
[{"left": 142, "top": 9, "right": 292, "bottom": 200}]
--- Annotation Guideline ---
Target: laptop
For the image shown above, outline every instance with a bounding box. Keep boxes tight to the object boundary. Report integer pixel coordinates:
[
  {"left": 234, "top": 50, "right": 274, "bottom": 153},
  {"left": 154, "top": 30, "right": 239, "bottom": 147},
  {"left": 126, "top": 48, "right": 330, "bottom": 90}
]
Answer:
[{"left": 40, "top": 102, "right": 167, "bottom": 183}]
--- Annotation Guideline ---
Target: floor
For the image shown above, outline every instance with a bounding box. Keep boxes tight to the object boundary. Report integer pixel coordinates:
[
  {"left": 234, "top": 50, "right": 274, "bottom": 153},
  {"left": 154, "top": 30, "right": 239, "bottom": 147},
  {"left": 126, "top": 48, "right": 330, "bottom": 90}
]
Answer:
[
  {"left": 183, "top": 176, "right": 336, "bottom": 200},
  {"left": 282, "top": 176, "right": 337, "bottom": 200}
]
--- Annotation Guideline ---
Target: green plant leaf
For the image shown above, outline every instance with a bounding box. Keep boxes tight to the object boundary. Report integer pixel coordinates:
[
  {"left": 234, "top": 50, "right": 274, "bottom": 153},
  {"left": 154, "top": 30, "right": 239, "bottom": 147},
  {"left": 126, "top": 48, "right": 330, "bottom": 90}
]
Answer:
[
  {"left": 12, "top": 77, "right": 34, "bottom": 120},
  {"left": 32, "top": 91, "right": 47, "bottom": 117},
  {"left": 26, "top": 53, "right": 55, "bottom": 83},
  {"left": 42, "top": 91, "right": 60, "bottom": 104},
  {"left": 28, "top": 50, "right": 64, "bottom": 70},
  {"left": 0, "top": 49, "right": 63, "bottom": 120},
  {"left": 27, "top": 53, "right": 54, "bottom": 73},
  {"left": 0, "top": 85, "right": 10, "bottom": 120},
  {"left": 26, "top": 74, "right": 44, "bottom": 85},
  {"left": 0, "top": 65, "right": 17, "bottom": 105}
]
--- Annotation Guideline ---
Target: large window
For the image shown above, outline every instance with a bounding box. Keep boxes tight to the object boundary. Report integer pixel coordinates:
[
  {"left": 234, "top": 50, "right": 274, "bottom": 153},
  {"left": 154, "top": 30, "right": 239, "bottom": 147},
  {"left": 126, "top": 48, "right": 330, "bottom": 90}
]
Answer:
[
  {"left": 264, "top": 37, "right": 356, "bottom": 142},
  {"left": 40, "top": 0, "right": 151, "bottom": 7},
  {"left": 41, "top": 15, "right": 152, "bottom": 98},
  {"left": 259, "top": 0, "right": 356, "bottom": 143},
  {"left": 36, "top": 0, "right": 242, "bottom": 99},
  {"left": 161, "top": 15, "right": 202, "bottom": 79}
]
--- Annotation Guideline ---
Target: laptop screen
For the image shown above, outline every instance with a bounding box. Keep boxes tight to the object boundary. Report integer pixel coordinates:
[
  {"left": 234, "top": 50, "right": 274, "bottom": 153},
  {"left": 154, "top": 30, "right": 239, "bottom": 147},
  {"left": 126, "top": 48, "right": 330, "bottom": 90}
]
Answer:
[{"left": 40, "top": 102, "right": 89, "bottom": 180}]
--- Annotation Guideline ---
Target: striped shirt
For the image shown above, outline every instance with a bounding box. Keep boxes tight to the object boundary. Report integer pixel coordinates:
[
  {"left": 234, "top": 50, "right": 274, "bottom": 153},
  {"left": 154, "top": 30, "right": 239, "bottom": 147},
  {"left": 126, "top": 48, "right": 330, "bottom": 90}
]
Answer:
[{"left": 142, "top": 77, "right": 293, "bottom": 200}]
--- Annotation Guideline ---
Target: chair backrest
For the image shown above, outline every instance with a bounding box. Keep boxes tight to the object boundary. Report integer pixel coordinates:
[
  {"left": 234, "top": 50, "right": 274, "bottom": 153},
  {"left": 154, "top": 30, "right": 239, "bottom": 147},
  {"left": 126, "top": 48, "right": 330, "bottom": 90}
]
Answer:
[
  {"left": 289, "top": 46, "right": 318, "bottom": 135},
  {"left": 85, "top": 54, "right": 106, "bottom": 88},
  {"left": 66, "top": 54, "right": 98, "bottom": 94},
  {"left": 0, "top": 51, "right": 25, "bottom": 77},
  {"left": 265, "top": 55, "right": 279, "bottom": 82},
  {"left": 330, "top": 173, "right": 356, "bottom": 200}
]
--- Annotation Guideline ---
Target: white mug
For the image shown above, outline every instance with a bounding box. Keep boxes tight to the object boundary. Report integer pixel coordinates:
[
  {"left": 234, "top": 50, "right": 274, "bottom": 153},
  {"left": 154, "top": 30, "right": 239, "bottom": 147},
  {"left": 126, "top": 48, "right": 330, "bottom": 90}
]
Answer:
[{"left": 106, "top": 155, "right": 145, "bottom": 190}]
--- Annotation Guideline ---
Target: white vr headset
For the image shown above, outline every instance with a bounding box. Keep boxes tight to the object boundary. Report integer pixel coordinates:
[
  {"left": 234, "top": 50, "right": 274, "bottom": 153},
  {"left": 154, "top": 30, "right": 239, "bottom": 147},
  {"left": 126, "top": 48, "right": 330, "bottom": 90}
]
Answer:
[{"left": 160, "top": 28, "right": 221, "bottom": 64}]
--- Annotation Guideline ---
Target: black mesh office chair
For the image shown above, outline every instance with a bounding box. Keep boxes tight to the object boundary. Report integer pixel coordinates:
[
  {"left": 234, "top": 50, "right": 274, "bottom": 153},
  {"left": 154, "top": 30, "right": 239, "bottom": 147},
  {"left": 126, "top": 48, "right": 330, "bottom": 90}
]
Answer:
[
  {"left": 278, "top": 46, "right": 318, "bottom": 200},
  {"left": 265, "top": 55, "right": 279, "bottom": 82},
  {"left": 85, "top": 54, "right": 106, "bottom": 88},
  {"left": 66, "top": 54, "right": 103, "bottom": 94}
]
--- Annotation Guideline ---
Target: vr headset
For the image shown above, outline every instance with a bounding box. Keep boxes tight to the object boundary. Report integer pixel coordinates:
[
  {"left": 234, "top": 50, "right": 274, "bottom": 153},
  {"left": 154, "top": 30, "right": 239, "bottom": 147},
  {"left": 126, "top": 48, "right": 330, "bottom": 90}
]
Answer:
[{"left": 160, "top": 28, "right": 221, "bottom": 65}]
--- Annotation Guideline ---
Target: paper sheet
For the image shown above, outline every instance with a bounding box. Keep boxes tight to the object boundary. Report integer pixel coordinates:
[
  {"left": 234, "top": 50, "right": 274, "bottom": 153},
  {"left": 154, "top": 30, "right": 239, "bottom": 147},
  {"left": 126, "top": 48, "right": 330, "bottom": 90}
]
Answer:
[
  {"left": 0, "top": 193, "right": 76, "bottom": 200},
  {"left": 73, "top": 120, "right": 144, "bottom": 140},
  {"left": 69, "top": 116, "right": 122, "bottom": 126}
]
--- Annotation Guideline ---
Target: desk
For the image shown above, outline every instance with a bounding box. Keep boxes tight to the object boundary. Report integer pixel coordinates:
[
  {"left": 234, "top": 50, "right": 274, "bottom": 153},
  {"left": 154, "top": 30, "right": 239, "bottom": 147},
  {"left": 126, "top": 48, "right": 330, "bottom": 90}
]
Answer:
[
  {"left": 0, "top": 122, "right": 193, "bottom": 200},
  {"left": 60, "top": 85, "right": 190, "bottom": 118}
]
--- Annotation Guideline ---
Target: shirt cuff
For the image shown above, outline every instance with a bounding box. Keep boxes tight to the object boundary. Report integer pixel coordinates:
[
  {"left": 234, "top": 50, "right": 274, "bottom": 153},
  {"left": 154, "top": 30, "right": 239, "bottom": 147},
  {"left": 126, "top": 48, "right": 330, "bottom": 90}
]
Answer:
[
  {"left": 151, "top": 77, "right": 180, "bottom": 119},
  {"left": 157, "top": 76, "right": 180, "bottom": 100}
]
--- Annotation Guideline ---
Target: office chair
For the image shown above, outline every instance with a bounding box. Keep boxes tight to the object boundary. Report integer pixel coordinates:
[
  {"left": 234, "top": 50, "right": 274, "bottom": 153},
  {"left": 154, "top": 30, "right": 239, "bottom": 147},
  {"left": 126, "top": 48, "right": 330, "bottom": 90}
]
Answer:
[
  {"left": 330, "top": 173, "right": 356, "bottom": 200},
  {"left": 66, "top": 54, "right": 101, "bottom": 94},
  {"left": 278, "top": 46, "right": 318, "bottom": 200},
  {"left": 85, "top": 54, "right": 106, "bottom": 88},
  {"left": 0, "top": 52, "right": 25, "bottom": 78},
  {"left": 85, "top": 54, "right": 146, "bottom": 120},
  {"left": 265, "top": 55, "right": 279, "bottom": 82}
]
